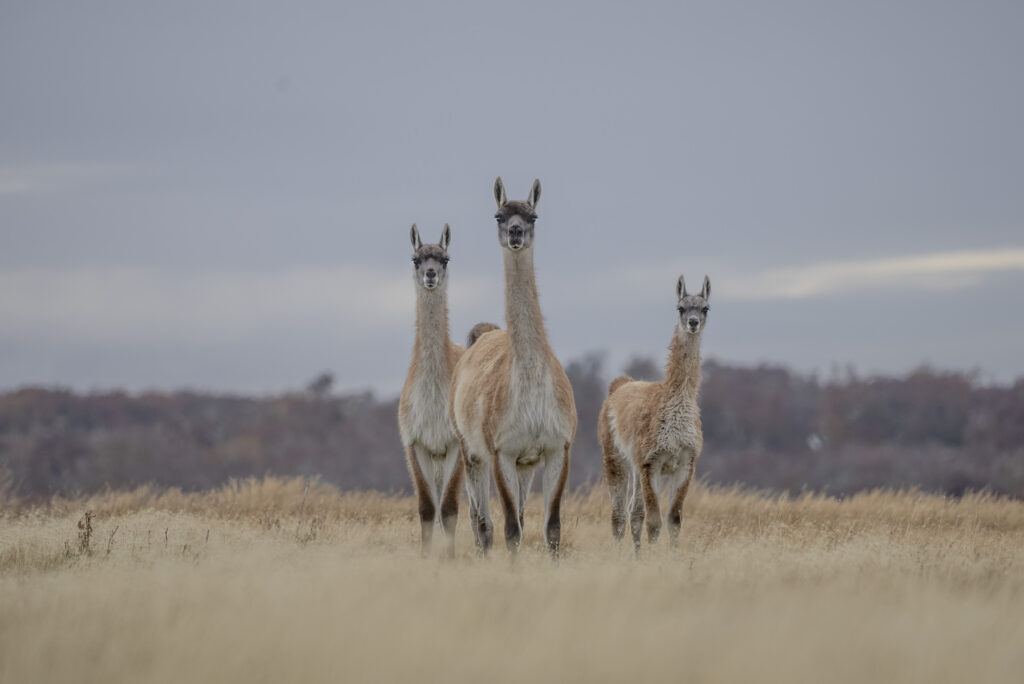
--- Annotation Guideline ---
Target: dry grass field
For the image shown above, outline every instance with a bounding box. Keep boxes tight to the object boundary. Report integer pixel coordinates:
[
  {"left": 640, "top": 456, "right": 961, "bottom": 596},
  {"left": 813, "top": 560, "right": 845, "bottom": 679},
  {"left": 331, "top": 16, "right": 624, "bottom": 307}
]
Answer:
[{"left": 2, "top": 477, "right": 1023, "bottom": 684}]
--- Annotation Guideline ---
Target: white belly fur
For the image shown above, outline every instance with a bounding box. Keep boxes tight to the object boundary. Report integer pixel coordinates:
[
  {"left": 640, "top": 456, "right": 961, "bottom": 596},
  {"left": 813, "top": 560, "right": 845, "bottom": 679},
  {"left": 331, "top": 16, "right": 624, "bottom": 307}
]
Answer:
[
  {"left": 496, "top": 368, "right": 570, "bottom": 457},
  {"left": 401, "top": 377, "right": 458, "bottom": 455}
]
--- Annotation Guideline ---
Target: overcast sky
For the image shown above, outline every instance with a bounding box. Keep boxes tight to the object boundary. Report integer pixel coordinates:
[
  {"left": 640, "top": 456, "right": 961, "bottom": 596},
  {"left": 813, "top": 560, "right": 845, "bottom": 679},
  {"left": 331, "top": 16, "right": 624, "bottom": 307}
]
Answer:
[{"left": 2, "top": 0, "right": 1023, "bottom": 395}]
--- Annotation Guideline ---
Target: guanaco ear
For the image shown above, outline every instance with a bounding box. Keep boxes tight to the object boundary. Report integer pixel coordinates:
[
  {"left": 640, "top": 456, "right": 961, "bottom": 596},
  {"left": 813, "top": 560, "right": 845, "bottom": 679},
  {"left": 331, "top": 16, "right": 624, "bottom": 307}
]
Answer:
[
  {"left": 528, "top": 178, "right": 541, "bottom": 209},
  {"left": 440, "top": 223, "right": 451, "bottom": 251},
  {"left": 677, "top": 274, "right": 687, "bottom": 299},
  {"left": 494, "top": 177, "right": 506, "bottom": 208},
  {"left": 410, "top": 224, "right": 421, "bottom": 251},
  {"left": 701, "top": 275, "right": 711, "bottom": 301}
]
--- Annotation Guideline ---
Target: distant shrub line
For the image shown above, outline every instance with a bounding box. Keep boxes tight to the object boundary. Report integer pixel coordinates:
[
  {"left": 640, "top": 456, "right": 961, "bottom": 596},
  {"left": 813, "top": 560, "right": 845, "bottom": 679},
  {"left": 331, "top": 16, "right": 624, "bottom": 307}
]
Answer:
[{"left": 1, "top": 358, "right": 1021, "bottom": 500}]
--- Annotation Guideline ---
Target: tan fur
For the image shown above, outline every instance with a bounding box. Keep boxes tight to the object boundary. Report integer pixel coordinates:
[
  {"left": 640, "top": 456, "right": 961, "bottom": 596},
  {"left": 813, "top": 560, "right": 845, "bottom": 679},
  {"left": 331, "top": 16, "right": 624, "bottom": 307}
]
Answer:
[
  {"left": 466, "top": 322, "right": 501, "bottom": 348},
  {"left": 608, "top": 375, "right": 632, "bottom": 395},
  {"left": 450, "top": 178, "right": 576, "bottom": 555},
  {"left": 599, "top": 285, "right": 709, "bottom": 550}
]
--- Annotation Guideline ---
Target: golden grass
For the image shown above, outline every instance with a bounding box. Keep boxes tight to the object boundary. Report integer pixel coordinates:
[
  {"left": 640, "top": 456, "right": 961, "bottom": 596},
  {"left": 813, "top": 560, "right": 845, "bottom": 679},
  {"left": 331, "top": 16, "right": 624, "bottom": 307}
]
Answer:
[{"left": 2, "top": 477, "right": 1023, "bottom": 683}]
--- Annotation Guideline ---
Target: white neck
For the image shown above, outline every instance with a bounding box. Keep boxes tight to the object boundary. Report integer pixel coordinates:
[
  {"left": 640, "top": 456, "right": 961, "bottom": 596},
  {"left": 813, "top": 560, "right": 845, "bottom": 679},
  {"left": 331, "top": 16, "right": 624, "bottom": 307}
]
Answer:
[
  {"left": 503, "top": 247, "right": 551, "bottom": 374},
  {"left": 413, "top": 283, "right": 452, "bottom": 379},
  {"left": 665, "top": 327, "right": 702, "bottom": 397}
]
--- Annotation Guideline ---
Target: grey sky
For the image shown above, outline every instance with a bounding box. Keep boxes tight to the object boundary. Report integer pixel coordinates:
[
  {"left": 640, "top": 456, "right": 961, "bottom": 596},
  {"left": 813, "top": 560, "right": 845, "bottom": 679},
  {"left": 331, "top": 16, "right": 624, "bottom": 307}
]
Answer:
[{"left": 2, "top": 1, "right": 1023, "bottom": 394}]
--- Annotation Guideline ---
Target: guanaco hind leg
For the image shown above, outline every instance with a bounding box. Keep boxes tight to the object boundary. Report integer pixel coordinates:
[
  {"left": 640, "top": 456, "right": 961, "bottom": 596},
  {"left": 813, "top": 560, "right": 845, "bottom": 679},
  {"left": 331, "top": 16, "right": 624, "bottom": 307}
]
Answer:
[
  {"left": 628, "top": 468, "right": 645, "bottom": 550},
  {"left": 516, "top": 465, "right": 534, "bottom": 532},
  {"left": 462, "top": 449, "right": 493, "bottom": 552},
  {"left": 603, "top": 449, "right": 629, "bottom": 541},
  {"left": 494, "top": 453, "right": 523, "bottom": 551}
]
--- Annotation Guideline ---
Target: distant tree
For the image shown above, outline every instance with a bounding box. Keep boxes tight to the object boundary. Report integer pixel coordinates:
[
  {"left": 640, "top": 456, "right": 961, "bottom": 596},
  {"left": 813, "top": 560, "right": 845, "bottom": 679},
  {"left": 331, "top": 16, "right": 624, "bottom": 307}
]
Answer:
[
  {"left": 1, "top": 358, "right": 1021, "bottom": 500},
  {"left": 306, "top": 372, "right": 334, "bottom": 399},
  {"left": 700, "top": 361, "right": 817, "bottom": 451},
  {"left": 623, "top": 356, "right": 660, "bottom": 381},
  {"left": 564, "top": 352, "right": 607, "bottom": 486}
]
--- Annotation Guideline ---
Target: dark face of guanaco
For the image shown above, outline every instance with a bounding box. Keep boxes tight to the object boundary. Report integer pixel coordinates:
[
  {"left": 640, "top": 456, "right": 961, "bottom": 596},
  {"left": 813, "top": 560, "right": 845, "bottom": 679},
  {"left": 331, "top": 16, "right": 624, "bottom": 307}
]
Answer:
[
  {"left": 493, "top": 176, "right": 540, "bottom": 252},
  {"left": 409, "top": 223, "right": 451, "bottom": 291},
  {"left": 676, "top": 274, "right": 711, "bottom": 335}
]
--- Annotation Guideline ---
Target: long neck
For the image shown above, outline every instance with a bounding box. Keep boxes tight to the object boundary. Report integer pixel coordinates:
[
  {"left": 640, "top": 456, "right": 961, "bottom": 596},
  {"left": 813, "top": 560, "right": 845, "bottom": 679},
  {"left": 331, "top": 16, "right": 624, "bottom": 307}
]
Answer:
[
  {"left": 503, "top": 247, "right": 551, "bottom": 367},
  {"left": 413, "top": 285, "right": 453, "bottom": 379},
  {"left": 664, "top": 328, "right": 702, "bottom": 397}
]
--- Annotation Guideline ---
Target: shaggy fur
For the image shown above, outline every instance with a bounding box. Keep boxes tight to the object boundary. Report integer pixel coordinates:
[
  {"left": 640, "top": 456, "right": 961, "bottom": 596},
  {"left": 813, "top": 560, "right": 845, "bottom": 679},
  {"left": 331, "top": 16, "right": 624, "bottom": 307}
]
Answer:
[{"left": 598, "top": 275, "right": 710, "bottom": 550}]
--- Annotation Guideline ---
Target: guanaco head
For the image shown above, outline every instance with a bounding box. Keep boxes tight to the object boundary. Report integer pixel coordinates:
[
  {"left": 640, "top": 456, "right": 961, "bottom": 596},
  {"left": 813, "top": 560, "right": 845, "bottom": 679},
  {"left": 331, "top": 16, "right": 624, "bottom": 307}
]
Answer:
[
  {"left": 493, "top": 176, "right": 540, "bottom": 252},
  {"left": 676, "top": 274, "right": 711, "bottom": 335},
  {"left": 409, "top": 223, "right": 451, "bottom": 291}
]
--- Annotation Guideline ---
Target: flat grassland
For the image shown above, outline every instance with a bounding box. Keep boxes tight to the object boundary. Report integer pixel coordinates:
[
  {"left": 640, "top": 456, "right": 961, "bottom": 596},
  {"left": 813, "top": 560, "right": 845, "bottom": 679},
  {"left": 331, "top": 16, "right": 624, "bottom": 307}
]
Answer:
[{"left": 2, "top": 477, "right": 1023, "bottom": 683}]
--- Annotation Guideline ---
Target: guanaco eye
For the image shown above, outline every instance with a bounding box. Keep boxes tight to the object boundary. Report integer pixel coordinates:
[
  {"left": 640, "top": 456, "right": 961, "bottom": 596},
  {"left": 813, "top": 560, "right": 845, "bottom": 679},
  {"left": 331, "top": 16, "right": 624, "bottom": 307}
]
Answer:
[
  {"left": 412, "top": 258, "right": 422, "bottom": 267},
  {"left": 440, "top": 257, "right": 450, "bottom": 267},
  {"left": 702, "top": 307, "right": 709, "bottom": 314}
]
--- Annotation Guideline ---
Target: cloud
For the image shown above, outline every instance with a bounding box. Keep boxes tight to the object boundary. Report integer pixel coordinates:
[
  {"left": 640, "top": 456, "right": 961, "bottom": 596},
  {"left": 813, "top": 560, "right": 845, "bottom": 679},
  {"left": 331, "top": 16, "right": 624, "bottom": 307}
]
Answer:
[
  {"left": 0, "top": 162, "right": 135, "bottom": 195},
  {"left": 602, "top": 247, "right": 1024, "bottom": 303},
  {"left": 0, "top": 267, "right": 489, "bottom": 344},
  {"left": 732, "top": 248, "right": 1024, "bottom": 299}
]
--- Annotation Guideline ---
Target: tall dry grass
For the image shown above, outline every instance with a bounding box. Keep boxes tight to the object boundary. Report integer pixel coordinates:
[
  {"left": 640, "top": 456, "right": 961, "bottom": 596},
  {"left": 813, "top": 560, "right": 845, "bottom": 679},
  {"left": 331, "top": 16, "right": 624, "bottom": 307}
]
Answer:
[{"left": 2, "top": 477, "right": 1023, "bottom": 683}]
